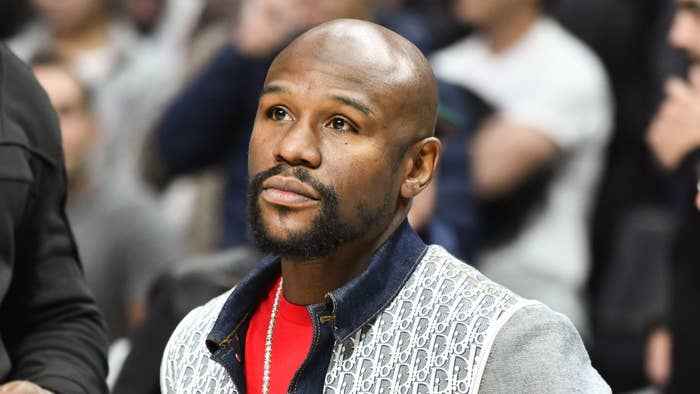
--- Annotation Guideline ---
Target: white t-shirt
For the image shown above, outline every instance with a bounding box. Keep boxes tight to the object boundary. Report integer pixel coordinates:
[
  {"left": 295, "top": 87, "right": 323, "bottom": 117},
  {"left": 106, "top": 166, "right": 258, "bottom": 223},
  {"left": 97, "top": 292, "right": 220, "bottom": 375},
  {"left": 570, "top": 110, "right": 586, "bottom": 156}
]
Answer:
[{"left": 431, "top": 17, "right": 612, "bottom": 332}]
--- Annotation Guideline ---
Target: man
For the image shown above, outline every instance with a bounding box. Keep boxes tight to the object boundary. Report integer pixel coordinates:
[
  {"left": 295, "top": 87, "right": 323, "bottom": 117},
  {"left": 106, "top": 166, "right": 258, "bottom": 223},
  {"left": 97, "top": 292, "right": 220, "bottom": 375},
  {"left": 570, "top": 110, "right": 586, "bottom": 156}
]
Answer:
[
  {"left": 0, "top": 44, "right": 108, "bottom": 393},
  {"left": 9, "top": 0, "right": 191, "bottom": 198},
  {"left": 431, "top": 0, "right": 612, "bottom": 333},
  {"left": 161, "top": 19, "right": 609, "bottom": 393},
  {"left": 647, "top": 0, "right": 700, "bottom": 391},
  {"left": 31, "top": 60, "right": 179, "bottom": 342}
]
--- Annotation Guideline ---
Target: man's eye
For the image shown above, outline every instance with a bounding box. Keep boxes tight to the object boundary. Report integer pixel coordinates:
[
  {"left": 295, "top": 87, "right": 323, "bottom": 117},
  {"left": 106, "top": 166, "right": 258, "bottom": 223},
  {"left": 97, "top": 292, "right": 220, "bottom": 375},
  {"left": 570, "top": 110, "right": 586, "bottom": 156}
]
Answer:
[
  {"left": 325, "top": 117, "right": 357, "bottom": 132},
  {"left": 268, "top": 107, "right": 291, "bottom": 121}
]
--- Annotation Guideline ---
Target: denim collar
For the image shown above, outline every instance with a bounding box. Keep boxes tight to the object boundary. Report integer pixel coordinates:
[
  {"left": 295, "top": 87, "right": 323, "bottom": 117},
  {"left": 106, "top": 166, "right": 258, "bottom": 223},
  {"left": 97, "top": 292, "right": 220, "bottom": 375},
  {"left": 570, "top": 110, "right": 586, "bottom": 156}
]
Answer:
[
  {"left": 326, "top": 220, "right": 427, "bottom": 341},
  {"left": 206, "top": 219, "right": 427, "bottom": 351}
]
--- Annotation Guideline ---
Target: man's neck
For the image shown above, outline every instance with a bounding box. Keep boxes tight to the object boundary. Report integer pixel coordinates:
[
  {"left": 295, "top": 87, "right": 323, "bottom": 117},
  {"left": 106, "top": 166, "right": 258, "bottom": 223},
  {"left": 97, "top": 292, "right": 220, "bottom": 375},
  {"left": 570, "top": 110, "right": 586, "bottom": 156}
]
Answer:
[
  {"left": 280, "top": 215, "right": 405, "bottom": 305},
  {"left": 54, "top": 14, "right": 110, "bottom": 60},
  {"left": 484, "top": 6, "right": 540, "bottom": 53}
]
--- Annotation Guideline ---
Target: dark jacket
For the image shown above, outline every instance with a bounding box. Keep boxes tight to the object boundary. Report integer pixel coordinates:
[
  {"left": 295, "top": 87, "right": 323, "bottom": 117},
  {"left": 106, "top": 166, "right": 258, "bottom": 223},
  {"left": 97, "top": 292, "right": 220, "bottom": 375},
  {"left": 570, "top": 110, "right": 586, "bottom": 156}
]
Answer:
[{"left": 0, "top": 43, "right": 109, "bottom": 393}]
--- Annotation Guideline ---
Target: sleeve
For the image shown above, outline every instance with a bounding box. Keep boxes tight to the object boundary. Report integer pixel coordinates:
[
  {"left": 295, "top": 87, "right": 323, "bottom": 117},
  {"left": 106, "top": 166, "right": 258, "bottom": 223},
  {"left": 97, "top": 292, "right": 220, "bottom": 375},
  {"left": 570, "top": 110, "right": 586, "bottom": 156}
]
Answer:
[
  {"left": 114, "top": 272, "right": 200, "bottom": 394},
  {"left": 478, "top": 303, "right": 611, "bottom": 394},
  {"left": 159, "top": 307, "right": 188, "bottom": 394},
  {"left": 160, "top": 289, "right": 234, "bottom": 393},
  {"left": 159, "top": 303, "right": 209, "bottom": 394},
  {"left": 3, "top": 162, "right": 110, "bottom": 393},
  {"left": 0, "top": 43, "right": 109, "bottom": 393},
  {"left": 502, "top": 59, "right": 612, "bottom": 151},
  {"left": 150, "top": 45, "right": 272, "bottom": 181}
]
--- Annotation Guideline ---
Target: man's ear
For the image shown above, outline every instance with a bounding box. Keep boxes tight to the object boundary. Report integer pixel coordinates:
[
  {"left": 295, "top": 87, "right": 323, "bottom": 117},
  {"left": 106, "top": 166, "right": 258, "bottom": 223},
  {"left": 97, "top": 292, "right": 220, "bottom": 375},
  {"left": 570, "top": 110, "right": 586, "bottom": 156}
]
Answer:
[{"left": 401, "top": 137, "right": 441, "bottom": 199}]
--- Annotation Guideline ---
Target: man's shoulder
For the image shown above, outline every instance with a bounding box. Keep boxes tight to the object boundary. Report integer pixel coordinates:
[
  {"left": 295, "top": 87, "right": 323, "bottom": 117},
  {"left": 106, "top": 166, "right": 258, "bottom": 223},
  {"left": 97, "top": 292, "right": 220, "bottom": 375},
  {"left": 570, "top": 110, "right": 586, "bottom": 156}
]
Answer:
[
  {"left": 161, "top": 289, "right": 237, "bottom": 393},
  {"left": 409, "top": 245, "right": 539, "bottom": 338},
  {"left": 418, "top": 245, "right": 527, "bottom": 306},
  {"left": 178, "top": 288, "right": 232, "bottom": 330},
  {"left": 410, "top": 248, "right": 610, "bottom": 392},
  {"left": 163, "top": 288, "right": 233, "bottom": 356},
  {"left": 324, "top": 246, "right": 543, "bottom": 392},
  {"left": 479, "top": 302, "right": 611, "bottom": 393}
]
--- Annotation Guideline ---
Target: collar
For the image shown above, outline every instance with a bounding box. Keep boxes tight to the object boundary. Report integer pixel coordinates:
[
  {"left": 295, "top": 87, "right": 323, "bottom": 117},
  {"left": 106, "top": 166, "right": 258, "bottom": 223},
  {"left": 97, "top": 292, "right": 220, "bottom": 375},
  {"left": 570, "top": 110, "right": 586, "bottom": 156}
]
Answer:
[
  {"left": 326, "top": 220, "right": 427, "bottom": 341},
  {"left": 206, "top": 219, "right": 427, "bottom": 351}
]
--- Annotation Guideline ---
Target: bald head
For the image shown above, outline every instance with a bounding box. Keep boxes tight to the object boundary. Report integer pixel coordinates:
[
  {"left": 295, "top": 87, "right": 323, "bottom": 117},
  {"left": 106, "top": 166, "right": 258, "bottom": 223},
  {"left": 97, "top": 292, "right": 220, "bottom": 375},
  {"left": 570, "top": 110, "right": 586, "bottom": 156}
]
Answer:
[{"left": 268, "top": 19, "right": 439, "bottom": 143}]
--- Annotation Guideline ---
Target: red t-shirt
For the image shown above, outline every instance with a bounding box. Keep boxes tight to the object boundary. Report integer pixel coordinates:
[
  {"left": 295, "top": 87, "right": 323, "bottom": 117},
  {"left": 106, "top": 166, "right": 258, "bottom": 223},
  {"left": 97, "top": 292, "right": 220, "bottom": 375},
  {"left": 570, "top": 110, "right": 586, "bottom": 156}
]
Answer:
[{"left": 245, "top": 277, "right": 313, "bottom": 394}]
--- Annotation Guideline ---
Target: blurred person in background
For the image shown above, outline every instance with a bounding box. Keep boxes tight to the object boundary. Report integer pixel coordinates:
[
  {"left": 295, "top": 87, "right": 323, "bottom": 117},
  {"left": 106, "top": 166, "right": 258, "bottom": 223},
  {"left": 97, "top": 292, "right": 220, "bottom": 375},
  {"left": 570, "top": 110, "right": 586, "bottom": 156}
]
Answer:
[
  {"left": 647, "top": 0, "right": 700, "bottom": 391},
  {"left": 0, "top": 43, "right": 108, "bottom": 394},
  {"left": 431, "top": 0, "right": 612, "bottom": 334},
  {"left": 32, "top": 59, "right": 180, "bottom": 344},
  {"left": 142, "top": 0, "right": 441, "bottom": 254},
  {"left": 7, "top": 0, "right": 199, "bottom": 203},
  {"left": 550, "top": 1, "right": 679, "bottom": 391}
]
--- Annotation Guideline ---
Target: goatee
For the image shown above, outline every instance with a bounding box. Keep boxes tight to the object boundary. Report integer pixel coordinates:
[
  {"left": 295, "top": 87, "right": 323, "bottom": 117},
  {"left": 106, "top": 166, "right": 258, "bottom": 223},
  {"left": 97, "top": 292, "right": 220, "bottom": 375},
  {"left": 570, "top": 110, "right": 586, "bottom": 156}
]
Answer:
[{"left": 247, "top": 165, "right": 352, "bottom": 259}]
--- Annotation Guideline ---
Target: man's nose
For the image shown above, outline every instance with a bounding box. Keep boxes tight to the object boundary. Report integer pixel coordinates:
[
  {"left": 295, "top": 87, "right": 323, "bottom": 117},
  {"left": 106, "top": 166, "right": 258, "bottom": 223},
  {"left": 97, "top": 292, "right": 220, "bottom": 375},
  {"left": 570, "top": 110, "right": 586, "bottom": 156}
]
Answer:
[{"left": 273, "top": 120, "right": 322, "bottom": 168}]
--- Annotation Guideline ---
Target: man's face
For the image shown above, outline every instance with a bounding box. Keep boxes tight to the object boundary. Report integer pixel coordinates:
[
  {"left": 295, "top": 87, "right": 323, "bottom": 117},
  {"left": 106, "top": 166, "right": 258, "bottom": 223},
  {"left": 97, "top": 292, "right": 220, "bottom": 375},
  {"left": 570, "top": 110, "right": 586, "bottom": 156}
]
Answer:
[
  {"left": 247, "top": 48, "right": 410, "bottom": 259},
  {"left": 34, "top": 66, "right": 95, "bottom": 178},
  {"left": 453, "top": 0, "right": 520, "bottom": 27},
  {"left": 670, "top": 0, "right": 700, "bottom": 62},
  {"left": 33, "top": 0, "right": 105, "bottom": 34}
]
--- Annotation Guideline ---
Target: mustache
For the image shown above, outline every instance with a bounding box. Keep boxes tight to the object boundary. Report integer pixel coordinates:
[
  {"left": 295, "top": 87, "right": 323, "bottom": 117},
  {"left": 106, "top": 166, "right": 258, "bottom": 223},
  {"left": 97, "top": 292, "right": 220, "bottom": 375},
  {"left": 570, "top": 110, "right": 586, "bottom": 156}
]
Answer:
[{"left": 248, "top": 164, "right": 337, "bottom": 203}]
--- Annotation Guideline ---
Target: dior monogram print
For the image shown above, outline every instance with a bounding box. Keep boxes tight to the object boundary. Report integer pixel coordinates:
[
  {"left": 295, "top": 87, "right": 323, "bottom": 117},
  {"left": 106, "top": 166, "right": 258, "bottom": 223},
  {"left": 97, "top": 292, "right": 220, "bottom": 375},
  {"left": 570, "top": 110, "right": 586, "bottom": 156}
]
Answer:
[
  {"left": 324, "top": 246, "right": 535, "bottom": 393},
  {"left": 161, "top": 246, "right": 537, "bottom": 393}
]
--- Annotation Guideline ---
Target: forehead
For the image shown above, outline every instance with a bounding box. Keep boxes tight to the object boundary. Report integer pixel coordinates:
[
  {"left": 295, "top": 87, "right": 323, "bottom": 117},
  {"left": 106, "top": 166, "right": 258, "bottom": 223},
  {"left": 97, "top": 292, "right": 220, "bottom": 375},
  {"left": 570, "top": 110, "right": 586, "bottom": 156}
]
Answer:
[
  {"left": 266, "top": 58, "right": 382, "bottom": 100},
  {"left": 264, "top": 40, "right": 417, "bottom": 114}
]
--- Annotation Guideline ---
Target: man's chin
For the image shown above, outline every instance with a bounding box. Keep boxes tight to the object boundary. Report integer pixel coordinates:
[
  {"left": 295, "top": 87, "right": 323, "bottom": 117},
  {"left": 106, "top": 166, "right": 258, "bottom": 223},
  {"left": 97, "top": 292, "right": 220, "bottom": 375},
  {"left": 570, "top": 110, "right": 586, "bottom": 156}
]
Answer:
[
  {"left": 260, "top": 224, "right": 313, "bottom": 244},
  {"left": 259, "top": 208, "right": 319, "bottom": 235},
  {"left": 251, "top": 215, "right": 346, "bottom": 259}
]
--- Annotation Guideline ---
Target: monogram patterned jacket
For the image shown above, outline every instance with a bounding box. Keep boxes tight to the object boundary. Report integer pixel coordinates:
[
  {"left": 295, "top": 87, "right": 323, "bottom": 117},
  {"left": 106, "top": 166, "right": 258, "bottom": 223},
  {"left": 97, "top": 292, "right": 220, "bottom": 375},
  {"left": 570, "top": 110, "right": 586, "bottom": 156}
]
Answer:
[{"left": 161, "top": 221, "right": 610, "bottom": 393}]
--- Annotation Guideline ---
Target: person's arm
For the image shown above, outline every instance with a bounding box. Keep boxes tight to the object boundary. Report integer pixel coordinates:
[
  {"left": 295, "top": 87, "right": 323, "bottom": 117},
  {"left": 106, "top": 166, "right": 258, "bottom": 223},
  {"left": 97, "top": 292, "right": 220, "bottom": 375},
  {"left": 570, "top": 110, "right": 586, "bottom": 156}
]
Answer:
[
  {"left": 478, "top": 303, "right": 610, "bottom": 393},
  {"left": 471, "top": 58, "right": 612, "bottom": 201},
  {"left": 470, "top": 117, "right": 559, "bottom": 199},
  {"left": 0, "top": 43, "right": 109, "bottom": 393},
  {"left": 144, "top": 44, "right": 270, "bottom": 187},
  {"left": 0, "top": 145, "right": 109, "bottom": 394}
]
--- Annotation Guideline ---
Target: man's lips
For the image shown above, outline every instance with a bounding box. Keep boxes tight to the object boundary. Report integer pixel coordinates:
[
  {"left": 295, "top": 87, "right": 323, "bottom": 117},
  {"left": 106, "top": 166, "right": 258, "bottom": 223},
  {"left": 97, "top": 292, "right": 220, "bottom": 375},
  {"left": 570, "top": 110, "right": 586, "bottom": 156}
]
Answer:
[{"left": 261, "top": 176, "right": 321, "bottom": 205}]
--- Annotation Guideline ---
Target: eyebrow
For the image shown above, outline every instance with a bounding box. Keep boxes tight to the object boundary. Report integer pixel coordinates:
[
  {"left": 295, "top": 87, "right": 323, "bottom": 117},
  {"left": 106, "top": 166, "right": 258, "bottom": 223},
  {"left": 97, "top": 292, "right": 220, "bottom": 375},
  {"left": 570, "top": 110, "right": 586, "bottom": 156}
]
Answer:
[
  {"left": 261, "top": 85, "right": 290, "bottom": 95},
  {"left": 330, "top": 95, "right": 375, "bottom": 117},
  {"left": 261, "top": 85, "right": 375, "bottom": 117}
]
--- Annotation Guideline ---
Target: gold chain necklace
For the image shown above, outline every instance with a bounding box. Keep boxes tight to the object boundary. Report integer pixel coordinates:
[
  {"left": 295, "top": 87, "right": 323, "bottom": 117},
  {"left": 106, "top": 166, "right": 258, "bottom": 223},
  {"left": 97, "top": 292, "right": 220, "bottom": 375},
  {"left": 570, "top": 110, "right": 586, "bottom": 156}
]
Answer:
[{"left": 262, "top": 278, "right": 283, "bottom": 394}]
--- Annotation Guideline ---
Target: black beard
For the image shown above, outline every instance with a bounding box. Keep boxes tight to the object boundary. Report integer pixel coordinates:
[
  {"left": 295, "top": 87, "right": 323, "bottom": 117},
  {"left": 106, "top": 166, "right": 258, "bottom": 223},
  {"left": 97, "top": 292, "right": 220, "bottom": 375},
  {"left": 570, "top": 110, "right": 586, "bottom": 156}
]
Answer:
[{"left": 247, "top": 165, "right": 392, "bottom": 260}]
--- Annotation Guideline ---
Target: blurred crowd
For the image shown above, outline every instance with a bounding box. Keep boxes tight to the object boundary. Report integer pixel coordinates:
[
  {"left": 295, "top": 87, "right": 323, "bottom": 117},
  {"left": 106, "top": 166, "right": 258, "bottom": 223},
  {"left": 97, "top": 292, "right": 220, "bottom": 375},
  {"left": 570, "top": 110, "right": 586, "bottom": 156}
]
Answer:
[{"left": 1, "top": 0, "right": 696, "bottom": 392}]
